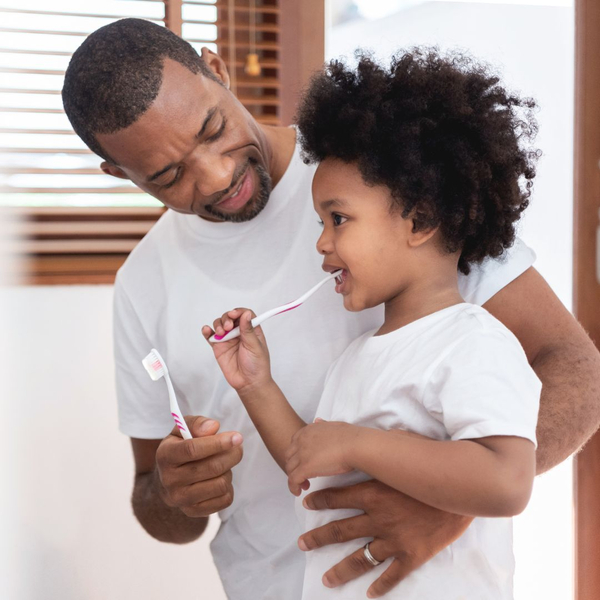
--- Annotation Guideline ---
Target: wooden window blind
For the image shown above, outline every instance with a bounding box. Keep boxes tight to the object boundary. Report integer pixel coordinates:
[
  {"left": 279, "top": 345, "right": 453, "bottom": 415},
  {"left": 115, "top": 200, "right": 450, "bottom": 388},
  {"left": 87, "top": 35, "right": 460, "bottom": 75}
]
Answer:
[{"left": 1, "top": 0, "right": 283, "bottom": 285}]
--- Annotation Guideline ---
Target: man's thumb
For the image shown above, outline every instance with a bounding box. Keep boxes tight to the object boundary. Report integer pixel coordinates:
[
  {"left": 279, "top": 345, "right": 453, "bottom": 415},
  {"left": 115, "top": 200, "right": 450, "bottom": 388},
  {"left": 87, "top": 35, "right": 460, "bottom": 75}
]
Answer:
[{"left": 188, "top": 416, "right": 220, "bottom": 437}]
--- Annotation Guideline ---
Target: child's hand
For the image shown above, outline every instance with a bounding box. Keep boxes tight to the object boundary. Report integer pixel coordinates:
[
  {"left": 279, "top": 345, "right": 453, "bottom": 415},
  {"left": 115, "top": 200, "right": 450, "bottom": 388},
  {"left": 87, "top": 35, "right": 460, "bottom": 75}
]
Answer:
[
  {"left": 285, "top": 420, "right": 358, "bottom": 496},
  {"left": 202, "top": 308, "right": 272, "bottom": 393}
]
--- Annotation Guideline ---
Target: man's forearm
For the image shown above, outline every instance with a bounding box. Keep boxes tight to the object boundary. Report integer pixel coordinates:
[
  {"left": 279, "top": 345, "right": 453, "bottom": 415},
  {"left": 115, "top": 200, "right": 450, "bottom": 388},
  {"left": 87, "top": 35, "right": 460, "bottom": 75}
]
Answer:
[
  {"left": 534, "top": 329, "right": 600, "bottom": 474},
  {"left": 132, "top": 469, "right": 209, "bottom": 544}
]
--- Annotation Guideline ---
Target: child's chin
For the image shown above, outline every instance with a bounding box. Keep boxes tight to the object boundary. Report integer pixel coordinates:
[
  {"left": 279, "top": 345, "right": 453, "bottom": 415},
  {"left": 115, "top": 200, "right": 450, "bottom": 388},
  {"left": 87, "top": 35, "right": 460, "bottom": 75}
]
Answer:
[{"left": 343, "top": 296, "right": 363, "bottom": 312}]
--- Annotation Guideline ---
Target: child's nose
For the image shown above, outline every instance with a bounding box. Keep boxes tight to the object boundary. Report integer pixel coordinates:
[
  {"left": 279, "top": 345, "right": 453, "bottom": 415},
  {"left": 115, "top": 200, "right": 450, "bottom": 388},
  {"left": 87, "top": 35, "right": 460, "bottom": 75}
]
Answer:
[{"left": 316, "top": 230, "right": 333, "bottom": 255}]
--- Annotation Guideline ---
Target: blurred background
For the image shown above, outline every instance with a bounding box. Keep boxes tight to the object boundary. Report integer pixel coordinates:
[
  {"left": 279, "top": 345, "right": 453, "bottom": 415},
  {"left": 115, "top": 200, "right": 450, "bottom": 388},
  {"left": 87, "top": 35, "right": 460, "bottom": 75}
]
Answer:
[{"left": 0, "top": 0, "right": 593, "bottom": 598}]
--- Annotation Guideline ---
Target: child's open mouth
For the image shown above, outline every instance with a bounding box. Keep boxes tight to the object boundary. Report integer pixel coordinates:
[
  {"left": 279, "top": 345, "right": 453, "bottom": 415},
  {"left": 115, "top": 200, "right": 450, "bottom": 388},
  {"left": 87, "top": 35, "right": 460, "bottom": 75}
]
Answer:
[{"left": 334, "top": 269, "right": 348, "bottom": 293}]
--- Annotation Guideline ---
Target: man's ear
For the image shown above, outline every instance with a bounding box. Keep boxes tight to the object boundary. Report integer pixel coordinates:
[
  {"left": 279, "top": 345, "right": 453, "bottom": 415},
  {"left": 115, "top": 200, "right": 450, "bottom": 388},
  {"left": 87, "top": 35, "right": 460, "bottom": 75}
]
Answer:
[
  {"left": 200, "top": 47, "right": 231, "bottom": 89},
  {"left": 100, "top": 161, "right": 129, "bottom": 180}
]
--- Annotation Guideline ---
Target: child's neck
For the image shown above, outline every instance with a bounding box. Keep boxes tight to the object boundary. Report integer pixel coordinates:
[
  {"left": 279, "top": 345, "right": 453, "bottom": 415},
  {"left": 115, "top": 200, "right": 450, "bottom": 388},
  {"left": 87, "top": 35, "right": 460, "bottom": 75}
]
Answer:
[{"left": 378, "top": 272, "right": 464, "bottom": 336}]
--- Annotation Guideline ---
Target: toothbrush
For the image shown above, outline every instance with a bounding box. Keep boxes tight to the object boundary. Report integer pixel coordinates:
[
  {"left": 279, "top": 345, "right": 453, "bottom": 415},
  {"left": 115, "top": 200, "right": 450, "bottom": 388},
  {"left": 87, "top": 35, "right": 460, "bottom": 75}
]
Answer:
[
  {"left": 209, "top": 270, "right": 341, "bottom": 343},
  {"left": 141, "top": 349, "right": 192, "bottom": 440}
]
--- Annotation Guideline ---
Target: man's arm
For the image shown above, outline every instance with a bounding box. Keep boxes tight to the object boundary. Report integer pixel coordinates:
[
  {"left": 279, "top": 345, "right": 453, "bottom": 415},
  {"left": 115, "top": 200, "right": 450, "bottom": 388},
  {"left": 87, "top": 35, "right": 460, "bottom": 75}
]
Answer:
[
  {"left": 298, "top": 267, "right": 600, "bottom": 598},
  {"left": 130, "top": 416, "right": 243, "bottom": 544},
  {"left": 483, "top": 267, "right": 600, "bottom": 473}
]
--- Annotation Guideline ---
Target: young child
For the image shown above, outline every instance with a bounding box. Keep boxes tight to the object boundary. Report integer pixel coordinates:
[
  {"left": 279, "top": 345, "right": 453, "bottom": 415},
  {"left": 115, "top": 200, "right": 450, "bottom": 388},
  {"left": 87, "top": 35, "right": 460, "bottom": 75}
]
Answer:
[{"left": 202, "top": 48, "right": 541, "bottom": 600}]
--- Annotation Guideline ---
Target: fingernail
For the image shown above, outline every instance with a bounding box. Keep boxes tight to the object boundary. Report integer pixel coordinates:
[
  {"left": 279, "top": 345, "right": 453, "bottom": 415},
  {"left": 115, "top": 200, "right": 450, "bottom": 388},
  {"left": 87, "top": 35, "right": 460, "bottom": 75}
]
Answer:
[
  {"left": 199, "top": 419, "right": 216, "bottom": 432},
  {"left": 302, "top": 498, "right": 312, "bottom": 510},
  {"left": 322, "top": 575, "right": 333, "bottom": 588},
  {"left": 231, "top": 433, "right": 243, "bottom": 446},
  {"left": 367, "top": 592, "right": 376, "bottom": 598},
  {"left": 298, "top": 538, "right": 308, "bottom": 551}
]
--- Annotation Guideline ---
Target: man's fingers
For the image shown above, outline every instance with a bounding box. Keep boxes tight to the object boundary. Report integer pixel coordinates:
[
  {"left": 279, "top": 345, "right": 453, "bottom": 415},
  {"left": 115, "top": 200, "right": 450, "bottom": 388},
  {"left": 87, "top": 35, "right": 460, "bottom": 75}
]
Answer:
[
  {"left": 321, "top": 541, "right": 388, "bottom": 590},
  {"left": 188, "top": 416, "right": 220, "bottom": 437},
  {"left": 299, "top": 514, "right": 370, "bottom": 551},
  {"left": 182, "top": 445, "right": 243, "bottom": 485},
  {"left": 303, "top": 481, "right": 370, "bottom": 512},
  {"left": 165, "top": 430, "right": 243, "bottom": 466},
  {"left": 179, "top": 472, "right": 236, "bottom": 517},
  {"left": 167, "top": 415, "right": 219, "bottom": 439},
  {"left": 367, "top": 558, "right": 415, "bottom": 598}
]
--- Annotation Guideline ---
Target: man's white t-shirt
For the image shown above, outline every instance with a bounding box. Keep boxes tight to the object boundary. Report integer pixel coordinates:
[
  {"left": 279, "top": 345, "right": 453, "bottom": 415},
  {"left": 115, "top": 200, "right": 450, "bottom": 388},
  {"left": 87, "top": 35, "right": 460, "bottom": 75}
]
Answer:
[
  {"left": 299, "top": 303, "right": 541, "bottom": 600},
  {"left": 114, "top": 136, "right": 537, "bottom": 600}
]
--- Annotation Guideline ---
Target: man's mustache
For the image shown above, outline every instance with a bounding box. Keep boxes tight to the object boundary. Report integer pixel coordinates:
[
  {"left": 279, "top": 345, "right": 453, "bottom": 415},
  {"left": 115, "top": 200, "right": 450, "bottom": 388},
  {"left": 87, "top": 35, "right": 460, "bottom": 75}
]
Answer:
[{"left": 207, "top": 159, "right": 253, "bottom": 207}]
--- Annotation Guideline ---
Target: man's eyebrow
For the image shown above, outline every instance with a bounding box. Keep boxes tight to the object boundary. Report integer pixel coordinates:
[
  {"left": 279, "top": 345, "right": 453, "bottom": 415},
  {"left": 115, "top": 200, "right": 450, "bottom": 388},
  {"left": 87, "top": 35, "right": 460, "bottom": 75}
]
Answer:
[
  {"left": 196, "top": 106, "right": 218, "bottom": 139},
  {"left": 146, "top": 106, "right": 219, "bottom": 183}
]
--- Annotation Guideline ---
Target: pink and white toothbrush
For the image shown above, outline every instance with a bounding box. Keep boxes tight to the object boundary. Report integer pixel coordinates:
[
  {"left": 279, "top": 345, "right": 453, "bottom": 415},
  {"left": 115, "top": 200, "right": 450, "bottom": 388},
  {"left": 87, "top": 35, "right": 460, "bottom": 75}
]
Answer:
[
  {"left": 209, "top": 270, "right": 342, "bottom": 343},
  {"left": 141, "top": 349, "right": 192, "bottom": 440}
]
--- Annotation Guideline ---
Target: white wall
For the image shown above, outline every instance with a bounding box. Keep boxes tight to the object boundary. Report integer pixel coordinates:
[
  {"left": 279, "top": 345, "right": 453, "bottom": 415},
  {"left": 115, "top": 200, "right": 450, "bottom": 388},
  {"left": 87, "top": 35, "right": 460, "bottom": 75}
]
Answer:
[
  {"left": 328, "top": 3, "right": 574, "bottom": 599},
  {"left": 0, "top": 285, "right": 226, "bottom": 599}
]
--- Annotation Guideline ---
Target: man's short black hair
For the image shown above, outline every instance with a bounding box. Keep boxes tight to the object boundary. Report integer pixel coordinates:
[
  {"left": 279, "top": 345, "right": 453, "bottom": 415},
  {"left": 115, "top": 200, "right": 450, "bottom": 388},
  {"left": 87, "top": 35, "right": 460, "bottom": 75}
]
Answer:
[
  {"left": 297, "top": 48, "right": 540, "bottom": 275},
  {"left": 62, "top": 18, "right": 218, "bottom": 162}
]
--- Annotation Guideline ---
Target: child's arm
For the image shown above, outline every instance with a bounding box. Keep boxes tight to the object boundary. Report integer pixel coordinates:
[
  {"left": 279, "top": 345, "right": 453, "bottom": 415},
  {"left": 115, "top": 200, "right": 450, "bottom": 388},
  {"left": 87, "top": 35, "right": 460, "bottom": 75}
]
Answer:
[
  {"left": 286, "top": 422, "right": 535, "bottom": 517},
  {"left": 203, "top": 308, "right": 306, "bottom": 472}
]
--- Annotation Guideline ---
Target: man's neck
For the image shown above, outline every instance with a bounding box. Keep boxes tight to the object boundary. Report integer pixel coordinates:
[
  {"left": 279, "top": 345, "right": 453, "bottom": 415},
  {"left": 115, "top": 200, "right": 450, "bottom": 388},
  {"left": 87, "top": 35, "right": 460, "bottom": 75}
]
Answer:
[{"left": 259, "top": 125, "right": 296, "bottom": 188}]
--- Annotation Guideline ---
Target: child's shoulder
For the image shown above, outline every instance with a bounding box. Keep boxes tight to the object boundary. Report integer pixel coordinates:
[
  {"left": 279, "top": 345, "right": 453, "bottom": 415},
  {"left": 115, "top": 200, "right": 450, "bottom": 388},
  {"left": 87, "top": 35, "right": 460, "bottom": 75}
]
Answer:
[
  {"left": 434, "top": 303, "right": 528, "bottom": 368},
  {"left": 452, "top": 303, "right": 519, "bottom": 342}
]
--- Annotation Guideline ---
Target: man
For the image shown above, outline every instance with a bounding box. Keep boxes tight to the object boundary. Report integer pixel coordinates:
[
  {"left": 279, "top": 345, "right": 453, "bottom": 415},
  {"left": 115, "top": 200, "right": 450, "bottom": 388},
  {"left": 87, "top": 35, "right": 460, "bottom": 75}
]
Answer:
[{"left": 62, "top": 18, "right": 600, "bottom": 600}]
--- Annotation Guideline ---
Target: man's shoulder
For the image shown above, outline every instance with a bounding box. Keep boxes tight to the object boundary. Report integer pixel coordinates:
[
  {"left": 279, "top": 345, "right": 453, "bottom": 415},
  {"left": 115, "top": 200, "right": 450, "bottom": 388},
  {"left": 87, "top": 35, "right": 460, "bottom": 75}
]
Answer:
[{"left": 116, "top": 209, "right": 178, "bottom": 289}]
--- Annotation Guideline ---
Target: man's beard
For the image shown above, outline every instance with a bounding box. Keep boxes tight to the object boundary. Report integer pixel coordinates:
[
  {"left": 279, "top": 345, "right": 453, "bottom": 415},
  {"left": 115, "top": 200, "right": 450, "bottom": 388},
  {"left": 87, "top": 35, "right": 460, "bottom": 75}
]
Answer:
[{"left": 204, "top": 158, "right": 273, "bottom": 223}]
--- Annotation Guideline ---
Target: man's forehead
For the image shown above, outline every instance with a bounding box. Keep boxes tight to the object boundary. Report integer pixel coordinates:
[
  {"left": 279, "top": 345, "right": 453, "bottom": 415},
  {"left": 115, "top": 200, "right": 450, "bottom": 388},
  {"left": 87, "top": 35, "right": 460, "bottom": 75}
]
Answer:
[{"left": 96, "top": 79, "right": 219, "bottom": 171}]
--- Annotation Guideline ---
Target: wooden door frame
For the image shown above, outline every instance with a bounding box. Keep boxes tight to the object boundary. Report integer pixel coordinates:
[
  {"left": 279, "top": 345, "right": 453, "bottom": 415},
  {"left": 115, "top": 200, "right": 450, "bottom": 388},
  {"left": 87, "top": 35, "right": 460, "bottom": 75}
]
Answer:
[{"left": 573, "top": 0, "right": 600, "bottom": 598}]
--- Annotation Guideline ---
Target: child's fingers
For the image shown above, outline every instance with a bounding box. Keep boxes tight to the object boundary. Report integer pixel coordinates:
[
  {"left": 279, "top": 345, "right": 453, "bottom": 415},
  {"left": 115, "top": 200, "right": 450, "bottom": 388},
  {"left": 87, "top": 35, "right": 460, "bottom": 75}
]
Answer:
[
  {"left": 221, "top": 308, "right": 245, "bottom": 331},
  {"left": 239, "top": 310, "right": 262, "bottom": 345},
  {"left": 212, "top": 317, "right": 226, "bottom": 336},
  {"left": 201, "top": 325, "right": 215, "bottom": 341}
]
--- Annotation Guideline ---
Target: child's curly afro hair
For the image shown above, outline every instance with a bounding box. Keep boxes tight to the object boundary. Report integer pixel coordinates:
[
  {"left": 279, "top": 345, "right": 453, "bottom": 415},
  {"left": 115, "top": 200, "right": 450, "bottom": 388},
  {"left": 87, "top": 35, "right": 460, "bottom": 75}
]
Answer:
[{"left": 296, "top": 48, "right": 540, "bottom": 275}]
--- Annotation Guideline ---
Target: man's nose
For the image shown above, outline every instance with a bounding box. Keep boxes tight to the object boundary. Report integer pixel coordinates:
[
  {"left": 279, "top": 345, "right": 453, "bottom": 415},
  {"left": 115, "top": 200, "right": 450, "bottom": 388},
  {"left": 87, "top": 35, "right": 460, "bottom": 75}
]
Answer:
[{"left": 190, "top": 150, "right": 236, "bottom": 197}]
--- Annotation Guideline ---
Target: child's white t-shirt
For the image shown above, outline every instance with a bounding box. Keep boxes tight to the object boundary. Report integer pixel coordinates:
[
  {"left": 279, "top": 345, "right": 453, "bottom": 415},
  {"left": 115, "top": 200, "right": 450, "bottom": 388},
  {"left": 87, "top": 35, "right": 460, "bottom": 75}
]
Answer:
[
  {"left": 299, "top": 303, "right": 541, "bottom": 600},
  {"left": 114, "top": 137, "right": 537, "bottom": 600}
]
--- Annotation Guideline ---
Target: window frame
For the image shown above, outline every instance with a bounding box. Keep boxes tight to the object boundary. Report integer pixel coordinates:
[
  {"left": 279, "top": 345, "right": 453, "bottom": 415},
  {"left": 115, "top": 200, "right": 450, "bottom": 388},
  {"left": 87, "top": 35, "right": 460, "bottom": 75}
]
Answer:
[{"left": 4, "top": 0, "right": 324, "bottom": 285}]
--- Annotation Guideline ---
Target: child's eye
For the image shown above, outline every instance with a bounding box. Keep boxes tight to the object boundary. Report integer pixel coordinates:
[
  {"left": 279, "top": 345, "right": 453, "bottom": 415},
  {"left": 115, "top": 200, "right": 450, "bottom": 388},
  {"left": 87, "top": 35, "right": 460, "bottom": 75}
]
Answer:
[
  {"left": 317, "top": 219, "right": 324, "bottom": 227},
  {"left": 332, "top": 214, "right": 347, "bottom": 226}
]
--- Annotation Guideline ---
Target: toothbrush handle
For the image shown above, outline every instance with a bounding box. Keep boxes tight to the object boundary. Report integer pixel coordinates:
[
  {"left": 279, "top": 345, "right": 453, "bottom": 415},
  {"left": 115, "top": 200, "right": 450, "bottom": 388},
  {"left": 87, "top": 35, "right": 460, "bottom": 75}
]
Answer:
[
  {"left": 208, "top": 271, "right": 338, "bottom": 344},
  {"left": 165, "top": 375, "right": 192, "bottom": 440},
  {"left": 209, "top": 306, "right": 299, "bottom": 343}
]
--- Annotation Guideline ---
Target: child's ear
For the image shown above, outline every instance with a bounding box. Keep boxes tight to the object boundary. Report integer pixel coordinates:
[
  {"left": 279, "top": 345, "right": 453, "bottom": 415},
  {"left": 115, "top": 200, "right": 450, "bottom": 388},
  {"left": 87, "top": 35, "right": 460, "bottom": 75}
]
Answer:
[
  {"left": 407, "top": 209, "right": 439, "bottom": 248},
  {"left": 408, "top": 225, "right": 438, "bottom": 248}
]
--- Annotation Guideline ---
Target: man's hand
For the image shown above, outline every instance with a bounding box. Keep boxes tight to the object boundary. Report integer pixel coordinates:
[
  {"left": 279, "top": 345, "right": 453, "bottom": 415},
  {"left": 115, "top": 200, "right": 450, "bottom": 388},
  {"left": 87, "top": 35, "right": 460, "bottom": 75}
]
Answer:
[
  {"left": 299, "top": 480, "right": 472, "bottom": 598},
  {"left": 155, "top": 415, "right": 244, "bottom": 517}
]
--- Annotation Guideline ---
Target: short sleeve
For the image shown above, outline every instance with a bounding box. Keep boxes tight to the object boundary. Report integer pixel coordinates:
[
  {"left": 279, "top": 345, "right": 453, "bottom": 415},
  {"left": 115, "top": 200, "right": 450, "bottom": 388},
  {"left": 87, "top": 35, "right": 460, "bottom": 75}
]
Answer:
[
  {"left": 422, "top": 328, "right": 541, "bottom": 446},
  {"left": 113, "top": 274, "right": 174, "bottom": 439},
  {"left": 458, "top": 237, "right": 536, "bottom": 306}
]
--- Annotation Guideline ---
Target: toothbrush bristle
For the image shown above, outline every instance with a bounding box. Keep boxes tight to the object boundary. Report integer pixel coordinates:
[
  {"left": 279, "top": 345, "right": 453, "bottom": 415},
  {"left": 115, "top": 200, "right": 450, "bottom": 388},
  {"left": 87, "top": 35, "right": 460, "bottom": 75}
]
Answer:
[{"left": 142, "top": 350, "right": 165, "bottom": 381}]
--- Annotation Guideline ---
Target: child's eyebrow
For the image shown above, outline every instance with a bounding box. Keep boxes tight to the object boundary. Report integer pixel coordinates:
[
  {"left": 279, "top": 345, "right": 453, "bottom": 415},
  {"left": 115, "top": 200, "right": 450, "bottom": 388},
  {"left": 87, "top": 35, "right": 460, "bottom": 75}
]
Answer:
[{"left": 319, "top": 198, "right": 347, "bottom": 210}]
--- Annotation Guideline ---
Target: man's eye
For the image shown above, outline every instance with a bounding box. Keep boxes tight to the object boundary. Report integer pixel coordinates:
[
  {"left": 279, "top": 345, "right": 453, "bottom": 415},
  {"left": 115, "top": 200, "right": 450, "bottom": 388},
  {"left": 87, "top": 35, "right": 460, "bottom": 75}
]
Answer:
[
  {"left": 206, "top": 118, "right": 227, "bottom": 142},
  {"left": 163, "top": 167, "right": 182, "bottom": 189},
  {"left": 332, "top": 214, "right": 347, "bottom": 226}
]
